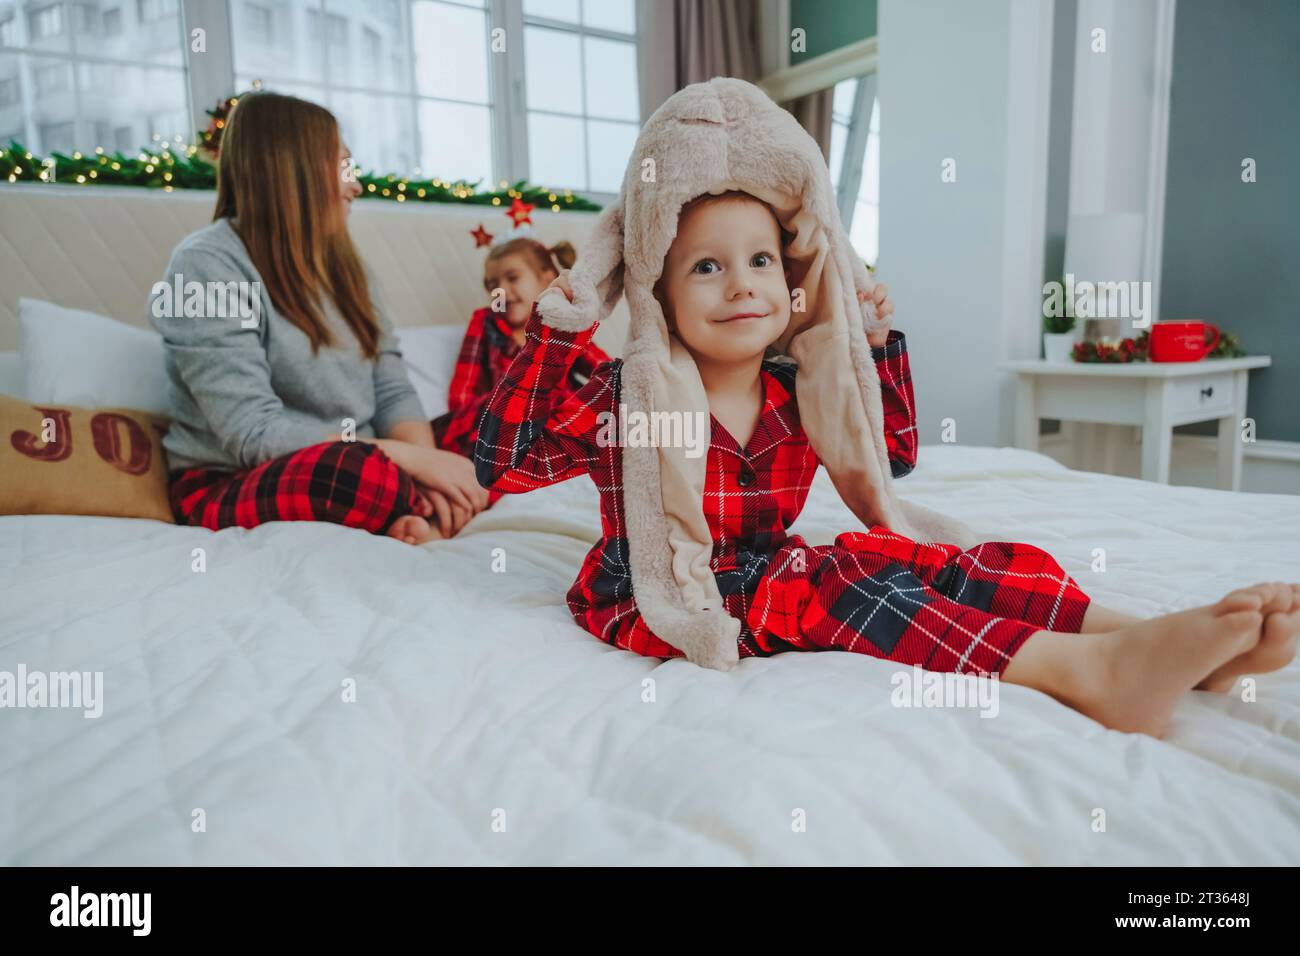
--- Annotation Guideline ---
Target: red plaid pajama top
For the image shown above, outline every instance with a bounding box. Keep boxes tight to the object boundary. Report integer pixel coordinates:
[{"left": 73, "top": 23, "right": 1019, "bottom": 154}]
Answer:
[
  {"left": 475, "top": 306, "right": 1091, "bottom": 675},
  {"left": 433, "top": 306, "right": 610, "bottom": 455}
]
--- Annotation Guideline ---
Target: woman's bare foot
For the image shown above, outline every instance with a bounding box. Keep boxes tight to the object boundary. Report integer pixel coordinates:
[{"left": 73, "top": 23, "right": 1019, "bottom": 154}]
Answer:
[
  {"left": 1063, "top": 584, "right": 1279, "bottom": 737},
  {"left": 386, "top": 514, "right": 441, "bottom": 545},
  {"left": 1197, "top": 582, "right": 1300, "bottom": 692}
]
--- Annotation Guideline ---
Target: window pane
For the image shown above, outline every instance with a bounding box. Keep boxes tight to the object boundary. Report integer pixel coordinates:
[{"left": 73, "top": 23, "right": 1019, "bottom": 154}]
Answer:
[
  {"left": 331, "top": 0, "right": 413, "bottom": 95},
  {"left": 861, "top": 110, "right": 879, "bottom": 204},
  {"left": 0, "top": 49, "right": 187, "bottom": 156},
  {"left": 416, "top": 99, "right": 491, "bottom": 185},
  {"left": 77, "top": 60, "right": 188, "bottom": 151},
  {"left": 0, "top": 1, "right": 73, "bottom": 53},
  {"left": 234, "top": 74, "right": 324, "bottom": 104},
  {"left": 330, "top": 89, "right": 421, "bottom": 174},
  {"left": 412, "top": 0, "right": 488, "bottom": 102},
  {"left": 850, "top": 200, "right": 878, "bottom": 266},
  {"left": 586, "top": 118, "right": 634, "bottom": 193},
  {"left": 234, "top": 0, "right": 327, "bottom": 85},
  {"left": 832, "top": 76, "right": 856, "bottom": 120},
  {"left": 523, "top": 0, "right": 578, "bottom": 24},
  {"left": 107, "top": 0, "right": 183, "bottom": 66},
  {"left": 524, "top": 25, "right": 580, "bottom": 114},
  {"left": 583, "top": 36, "right": 635, "bottom": 121},
  {"left": 527, "top": 111, "right": 583, "bottom": 190},
  {"left": 0, "top": 52, "right": 71, "bottom": 152},
  {"left": 582, "top": 0, "right": 634, "bottom": 34},
  {"left": 827, "top": 118, "right": 846, "bottom": 190}
]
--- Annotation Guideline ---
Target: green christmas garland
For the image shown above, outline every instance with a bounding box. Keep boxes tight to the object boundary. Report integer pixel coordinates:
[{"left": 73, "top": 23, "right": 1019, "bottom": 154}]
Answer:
[{"left": 0, "top": 94, "right": 601, "bottom": 213}]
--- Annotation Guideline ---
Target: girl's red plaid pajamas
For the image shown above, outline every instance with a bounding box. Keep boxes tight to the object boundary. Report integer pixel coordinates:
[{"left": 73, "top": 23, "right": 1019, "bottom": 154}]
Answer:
[
  {"left": 474, "top": 305, "right": 1092, "bottom": 675},
  {"left": 432, "top": 306, "right": 610, "bottom": 456}
]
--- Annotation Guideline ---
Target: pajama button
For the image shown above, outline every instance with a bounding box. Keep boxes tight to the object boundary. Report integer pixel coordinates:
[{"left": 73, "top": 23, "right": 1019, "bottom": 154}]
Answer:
[{"left": 737, "top": 463, "right": 756, "bottom": 487}]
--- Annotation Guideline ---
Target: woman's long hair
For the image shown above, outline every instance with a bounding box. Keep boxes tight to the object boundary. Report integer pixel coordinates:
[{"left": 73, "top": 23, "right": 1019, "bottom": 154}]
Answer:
[{"left": 213, "top": 91, "right": 380, "bottom": 357}]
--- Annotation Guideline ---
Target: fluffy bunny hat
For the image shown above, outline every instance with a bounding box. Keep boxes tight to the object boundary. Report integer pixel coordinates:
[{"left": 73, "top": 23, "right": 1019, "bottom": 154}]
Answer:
[{"left": 535, "top": 77, "right": 977, "bottom": 670}]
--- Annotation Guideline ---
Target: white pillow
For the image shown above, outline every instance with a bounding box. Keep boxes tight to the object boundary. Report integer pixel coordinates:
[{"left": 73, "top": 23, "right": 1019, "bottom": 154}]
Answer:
[
  {"left": 19, "top": 297, "right": 464, "bottom": 421},
  {"left": 19, "top": 298, "right": 170, "bottom": 416},
  {"left": 393, "top": 325, "right": 464, "bottom": 419},
  {"left": 0, "top": 350, "right": 25, "bottom": 399}
]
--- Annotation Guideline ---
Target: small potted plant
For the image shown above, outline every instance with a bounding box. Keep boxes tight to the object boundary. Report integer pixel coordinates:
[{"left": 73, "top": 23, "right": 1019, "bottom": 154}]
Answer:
[{"left": 1042, "top": 309, "right": 1076, "bottom": 362}]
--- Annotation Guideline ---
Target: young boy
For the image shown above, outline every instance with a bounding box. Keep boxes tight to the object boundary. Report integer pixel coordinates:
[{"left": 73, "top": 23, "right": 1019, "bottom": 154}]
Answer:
[{"left": 474, "top": 189, "right": 1299, "bottom": 739}]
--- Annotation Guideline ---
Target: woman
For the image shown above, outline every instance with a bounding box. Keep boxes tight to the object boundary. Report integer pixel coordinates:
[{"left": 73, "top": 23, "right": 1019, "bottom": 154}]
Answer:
[{"left": 153, "top": 91, "right": 486, "bottom": 543}]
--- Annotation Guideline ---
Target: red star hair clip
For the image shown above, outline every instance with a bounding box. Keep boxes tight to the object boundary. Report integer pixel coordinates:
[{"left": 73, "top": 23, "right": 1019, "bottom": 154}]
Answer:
[{"left": 507, "top": 196, "right": 535, "bottom": 228}]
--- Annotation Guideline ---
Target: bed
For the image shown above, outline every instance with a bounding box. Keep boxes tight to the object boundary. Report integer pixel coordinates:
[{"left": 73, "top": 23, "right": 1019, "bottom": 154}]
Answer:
[
  {"left": 2, "top": 186, "right": 1298, "bottom": 865},
  {"left": 2, "top": 445, "right": 1297, "bottom": 864}
]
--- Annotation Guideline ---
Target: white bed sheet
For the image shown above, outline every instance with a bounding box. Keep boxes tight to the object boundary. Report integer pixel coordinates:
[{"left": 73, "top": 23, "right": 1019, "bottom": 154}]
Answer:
[{"left": 2, "top": 445, "right": 1298, "bottom": 865}]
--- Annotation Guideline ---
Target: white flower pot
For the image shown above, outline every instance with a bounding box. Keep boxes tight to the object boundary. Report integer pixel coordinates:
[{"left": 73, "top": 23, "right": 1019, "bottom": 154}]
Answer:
[{"left": 1043, "top": 331, "right": 1076, "bottom": 363}]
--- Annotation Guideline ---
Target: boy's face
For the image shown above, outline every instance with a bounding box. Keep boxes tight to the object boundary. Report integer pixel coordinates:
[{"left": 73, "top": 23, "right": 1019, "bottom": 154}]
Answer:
[{"left": 657, "top": 198, "right": 791, "bottom": 364}]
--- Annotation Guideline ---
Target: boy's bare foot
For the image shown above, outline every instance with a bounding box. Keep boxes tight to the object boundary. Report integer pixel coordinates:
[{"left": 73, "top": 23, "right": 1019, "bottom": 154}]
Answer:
[
  {"left": 386, "top": 514, "right": 441, "bottom": 545},
  {"left": 1068, "top": 584, "right": 1276, "bottom": 737},
  {"left": 1197, "top": 582, "right": 1300, "bottom": 693}
]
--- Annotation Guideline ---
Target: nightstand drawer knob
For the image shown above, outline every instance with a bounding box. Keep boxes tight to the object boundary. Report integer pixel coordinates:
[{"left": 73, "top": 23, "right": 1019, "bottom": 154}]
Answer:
[{"left": 1200, "top": 385, "right": 1214, "bottom": 399}]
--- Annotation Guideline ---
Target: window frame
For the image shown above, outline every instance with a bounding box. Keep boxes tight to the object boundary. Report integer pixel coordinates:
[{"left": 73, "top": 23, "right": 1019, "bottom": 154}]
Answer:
[
  {"left": 830, "top": 73, "right": 879, "bottom": 266},
  {"left": 2, "top": 0, "right": 637, "bottom": 201}
]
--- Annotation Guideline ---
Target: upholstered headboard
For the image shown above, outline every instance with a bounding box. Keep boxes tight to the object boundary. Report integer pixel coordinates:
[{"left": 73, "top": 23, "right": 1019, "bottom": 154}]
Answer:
[{"left": 0, "top": 182, "right": 628, "bottom": 355}]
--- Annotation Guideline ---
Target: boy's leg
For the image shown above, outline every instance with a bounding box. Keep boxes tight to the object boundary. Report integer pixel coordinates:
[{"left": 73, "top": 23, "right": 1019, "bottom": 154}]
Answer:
[
  {"left": 1003, "top": 583, "right": 1291, "bottom": 736},
  {"left": 1080, "top": 603, "right": 1142, "bottom": 632},
  {"left": 748, "top": 541, "right": 1048, "bottom": 676},
  {"left": 837, "top": 530, "right": 1092, "bottom": 635},
  {"left": 170, "top": 441, "right": 417, "bottom": 534}
]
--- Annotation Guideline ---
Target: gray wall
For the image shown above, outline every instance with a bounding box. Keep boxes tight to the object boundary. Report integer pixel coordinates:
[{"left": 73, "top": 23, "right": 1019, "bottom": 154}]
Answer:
[
  {"left": 877, "top": 0, "right": 1014, "bottom": 447},
  {"left": 1160, "top": 0, "right": 1300, "bottom": 443}
]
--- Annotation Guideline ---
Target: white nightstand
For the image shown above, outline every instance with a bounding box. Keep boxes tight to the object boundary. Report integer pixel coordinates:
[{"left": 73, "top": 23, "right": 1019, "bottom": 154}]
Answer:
[{"left": 999, "top": 356, "right": 1272, "bottom": 490}]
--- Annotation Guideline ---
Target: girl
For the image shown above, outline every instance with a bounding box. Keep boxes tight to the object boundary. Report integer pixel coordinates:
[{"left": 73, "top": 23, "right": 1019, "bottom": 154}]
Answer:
[
  {"left": 475, "top": 189, "right": 1299, "bottom": 738},
  {"left": 432, "top": 237, "right": 610, "bottom": 463},
  {"left": 154, "top": 91, "right": 489, "bottom": 544}
]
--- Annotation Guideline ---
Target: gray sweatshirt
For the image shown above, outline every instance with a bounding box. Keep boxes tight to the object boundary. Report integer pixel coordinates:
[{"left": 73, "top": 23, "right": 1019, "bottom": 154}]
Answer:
[{"left": 150, "top": 218, "right": 427, "bottom": 472}]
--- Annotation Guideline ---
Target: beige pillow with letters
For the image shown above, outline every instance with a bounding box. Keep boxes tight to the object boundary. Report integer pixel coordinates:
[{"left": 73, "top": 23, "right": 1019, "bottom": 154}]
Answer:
[{"left": 0, "top": 393, "right": 174, "bottom": 523}]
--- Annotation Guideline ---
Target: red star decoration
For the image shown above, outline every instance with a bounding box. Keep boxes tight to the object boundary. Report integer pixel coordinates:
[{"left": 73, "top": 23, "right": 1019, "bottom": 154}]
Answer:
[
  {"left": 470, "top": 223, "right": 494, "bottom": 248},
  {"left": 507, "top": 196, "right": 535, "bottom": 228}
]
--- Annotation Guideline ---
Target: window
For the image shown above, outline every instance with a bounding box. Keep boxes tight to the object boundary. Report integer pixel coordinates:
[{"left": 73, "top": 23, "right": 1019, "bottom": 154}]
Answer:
[
  {"left": 72, "top": 3, "right": 98, "bottom": 33},
  {"left": 137, "top": 0, "right": 177, "bottom": 24},
  {"left": 243, "top": 2, "right": 273, "bottom": 44},
  {"left": 522, "top": 0, "right": 637, "bottom": 194},
  {"left": 829, "top": 75, "right": 880, "bottom": 267},
  {"left": 38, "top": 120, "right": 73, "bottom": 152},
  {"left": 29, "top": 4, "right": 63, "bottom": 41},
  {"left": 362, "top": 25, "right": 380, "bottom": 68},
  {"left": 0, "top": 0, "right": 637, "bottom": 199},
  {"left": 0, "top": 0, "right": 189, "bottom": 156},
  {"left": 234, "top": 0, "right": 492, "bottom": 186},
  {"left": 34, "top": 61, "right": 70, "bottom": 94}
]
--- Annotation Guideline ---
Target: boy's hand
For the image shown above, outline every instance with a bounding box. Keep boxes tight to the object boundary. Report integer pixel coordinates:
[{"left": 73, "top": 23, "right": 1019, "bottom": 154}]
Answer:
[
  {"left": 858, "top": 284, "right": 895, "bottom": 347},
  {"left": 546, "top": 270, "right": 575, "bottom": 303}
]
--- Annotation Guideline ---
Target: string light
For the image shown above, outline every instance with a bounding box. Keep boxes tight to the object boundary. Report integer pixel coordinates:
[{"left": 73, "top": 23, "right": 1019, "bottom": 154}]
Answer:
[{"left": 0, "top": 130, "right": 598, "bottom": 214}]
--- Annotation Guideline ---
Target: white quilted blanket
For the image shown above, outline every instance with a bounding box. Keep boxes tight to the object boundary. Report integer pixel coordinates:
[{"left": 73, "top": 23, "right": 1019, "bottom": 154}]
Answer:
[{"left": 2, "top": 445, "right": 1298, "bottom": 864}]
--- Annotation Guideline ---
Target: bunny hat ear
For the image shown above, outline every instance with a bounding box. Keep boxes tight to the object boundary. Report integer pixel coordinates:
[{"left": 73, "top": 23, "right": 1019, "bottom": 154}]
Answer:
[{"left": 535, "top": 200, "right": 626, "bottom": 333}]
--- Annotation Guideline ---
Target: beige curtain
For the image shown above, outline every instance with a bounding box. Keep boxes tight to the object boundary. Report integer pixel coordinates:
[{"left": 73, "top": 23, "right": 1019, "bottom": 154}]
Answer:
[
  {"left": 783, "top": 89, "right": 835, "bottom": 162},
  {"left": 636, "top": 0, "right": 834, "bottom": 157}
]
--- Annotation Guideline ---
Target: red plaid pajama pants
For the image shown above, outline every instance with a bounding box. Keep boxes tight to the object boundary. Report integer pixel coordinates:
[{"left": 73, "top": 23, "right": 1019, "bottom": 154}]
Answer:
[
  {"left": 735, "top": 526, "right": 1092, "bottom": 675},
  {"left": 168, "top": 440, "right": 417, "bottom": 534}
]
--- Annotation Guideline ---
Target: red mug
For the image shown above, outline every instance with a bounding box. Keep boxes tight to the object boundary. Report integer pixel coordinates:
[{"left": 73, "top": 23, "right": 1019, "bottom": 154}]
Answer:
[{"left": 1150, "top": 320, "right": 1220, "bottom": 362}]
